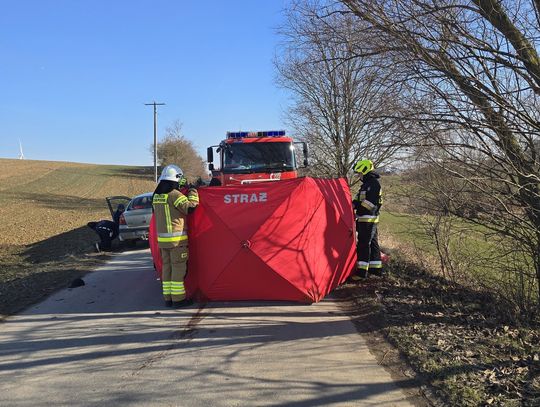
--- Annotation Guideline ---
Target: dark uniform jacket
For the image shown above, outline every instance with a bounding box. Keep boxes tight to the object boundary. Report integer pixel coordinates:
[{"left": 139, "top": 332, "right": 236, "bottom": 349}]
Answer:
[
  {"left": 88, "top": 220, "right": 118, "bottom": 237},
  {"left": 352, "top": 172, "right": 383, "bottom": 223}
]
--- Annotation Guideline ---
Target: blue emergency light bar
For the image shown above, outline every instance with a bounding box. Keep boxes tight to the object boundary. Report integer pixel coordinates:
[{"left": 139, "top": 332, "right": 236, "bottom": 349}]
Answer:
[{"left": 227, "top": 130, "right": 286, "bottom": 139}]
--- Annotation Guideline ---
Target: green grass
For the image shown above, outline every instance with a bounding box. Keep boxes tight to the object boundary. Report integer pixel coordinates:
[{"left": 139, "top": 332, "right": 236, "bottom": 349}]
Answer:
[
  {"left": 380, "top": 208, "right": 539, "bottom": 313},
  {"left": 380, "top": 211, "right": 494, "bottom": 254},
  {"left": 380, "top": 211, "right": 436, "bottom": 251}
]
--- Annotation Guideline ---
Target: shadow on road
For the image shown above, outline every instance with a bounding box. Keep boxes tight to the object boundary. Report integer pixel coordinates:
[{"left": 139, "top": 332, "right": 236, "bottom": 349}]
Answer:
[
  {"left": 1, "top": 225, "right": 150, "bottom": 318},
  {"left": 0, "top": 249, "right": 428, "bottom": 406}
]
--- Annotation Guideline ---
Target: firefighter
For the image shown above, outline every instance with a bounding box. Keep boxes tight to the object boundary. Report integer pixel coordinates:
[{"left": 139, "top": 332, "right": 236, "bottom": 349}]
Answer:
[
  {"left": 152, "top": 164, "right": 199, "bottom": 308},
  {"left": 87, "top": 220, "right": 118, "bottom": 252},
  {"left": 351, "top": 159, "right": 383, "bottom": 279}
]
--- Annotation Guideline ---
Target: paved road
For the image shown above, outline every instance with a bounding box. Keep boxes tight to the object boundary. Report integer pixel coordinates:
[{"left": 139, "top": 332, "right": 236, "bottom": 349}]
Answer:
[{"left": 0, "top": 249, "right": 420, "bottom": 406}]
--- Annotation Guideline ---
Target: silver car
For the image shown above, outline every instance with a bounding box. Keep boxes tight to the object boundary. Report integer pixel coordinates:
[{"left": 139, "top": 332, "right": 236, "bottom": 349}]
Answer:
[{"left": 107, "top": 193, "right": 153, "bottom": 245}]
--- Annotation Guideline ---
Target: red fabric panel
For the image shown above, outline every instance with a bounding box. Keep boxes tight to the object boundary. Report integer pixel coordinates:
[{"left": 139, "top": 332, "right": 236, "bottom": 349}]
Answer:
[
  {"left": 250, "top": 178, "right": 355, "bottom": 301},
  {"left": 186, "top": 177, "right": 356, "bottom": 303},
  {"left": 186, "top": 183, "right": 294, "bottom": 300},
  {"left": 312, "top": 178, "right": 357, "bottom": 287},
  {"left": 185, "top": 201, "right": 244, "bottom": 298},
  {"left": 149, "top": 214, "right": 162, "bottom": 280},
  {"left": 251, "top": 178, "right": 323, "bottom": 300},
  {"left": 194, "top": 245, "right": 309, "bottom": 302},
  {"left": 195, "top": 184, "right": 294, "bottom": 241}
]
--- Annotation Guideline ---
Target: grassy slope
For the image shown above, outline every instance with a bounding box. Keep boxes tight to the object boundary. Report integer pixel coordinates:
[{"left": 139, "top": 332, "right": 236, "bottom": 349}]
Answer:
[
  {"left": 0, "top": 158, "right": 156, "bottom": 316},
  {"left": 363, "top": 175, "right": 540, "bottom": 405},
  {"left": 354, "top": 174, "right": 505, "bottom": 288}
]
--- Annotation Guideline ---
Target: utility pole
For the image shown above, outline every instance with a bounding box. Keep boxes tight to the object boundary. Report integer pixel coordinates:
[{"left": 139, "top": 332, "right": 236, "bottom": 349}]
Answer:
[{"left": 145, "top": 101, "right": 166, "bottom": 182}]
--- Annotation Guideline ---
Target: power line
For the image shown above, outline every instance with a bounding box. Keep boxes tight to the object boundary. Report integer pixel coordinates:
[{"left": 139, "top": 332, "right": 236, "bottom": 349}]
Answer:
[{"left": 145, "top": 101, "right": 166, "bottom": 182}]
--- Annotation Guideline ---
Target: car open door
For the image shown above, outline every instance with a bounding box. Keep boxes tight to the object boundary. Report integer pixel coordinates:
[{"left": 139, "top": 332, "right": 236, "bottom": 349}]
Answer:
[{"left": 106, "top": 196, "right": 131, "bottom": 220}]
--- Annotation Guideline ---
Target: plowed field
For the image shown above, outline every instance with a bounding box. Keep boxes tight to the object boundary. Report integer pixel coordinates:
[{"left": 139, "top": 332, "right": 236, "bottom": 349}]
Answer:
[{"left": 0, "top": 158, "right": 156, "bottom": 317}]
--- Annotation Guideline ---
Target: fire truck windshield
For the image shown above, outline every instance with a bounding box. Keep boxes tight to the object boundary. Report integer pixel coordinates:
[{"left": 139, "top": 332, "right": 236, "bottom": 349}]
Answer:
[{"left": 222, "top": 142, "right": 295, "bottom": 174}]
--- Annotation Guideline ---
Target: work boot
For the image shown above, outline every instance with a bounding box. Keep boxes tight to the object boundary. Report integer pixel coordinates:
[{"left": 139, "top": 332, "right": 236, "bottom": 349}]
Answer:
[
  {"left": 368, "top": 269, "right": 383, "bottom": 277},
  {"left": 350, "top": 270, "right": 367, "bottom": 282},
  {"left": 172, "top": 299, "right": 194, "bottom": 308},
  {"left": 164, "top": 300, "right": 173, "bottom": 307}
]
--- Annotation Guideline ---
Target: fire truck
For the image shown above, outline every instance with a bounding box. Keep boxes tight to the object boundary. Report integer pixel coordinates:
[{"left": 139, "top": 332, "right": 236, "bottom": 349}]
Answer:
[{"left": 206, "top": 130, "right": 309, "bottom": 186}]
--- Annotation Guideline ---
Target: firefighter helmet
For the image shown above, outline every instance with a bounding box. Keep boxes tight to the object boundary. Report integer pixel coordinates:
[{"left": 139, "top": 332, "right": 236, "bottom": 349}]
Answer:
[
  {"left": 353, "top": 159, "right": 374, "bottom": 175},
  {"left": 159, "top": 164, "right": 184, "bottom": 182}
]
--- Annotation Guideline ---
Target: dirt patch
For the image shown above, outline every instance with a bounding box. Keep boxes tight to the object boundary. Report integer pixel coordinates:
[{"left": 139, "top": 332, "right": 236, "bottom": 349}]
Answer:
[{"left": 335, "top": 255, "right": 540, "bottom": 407}]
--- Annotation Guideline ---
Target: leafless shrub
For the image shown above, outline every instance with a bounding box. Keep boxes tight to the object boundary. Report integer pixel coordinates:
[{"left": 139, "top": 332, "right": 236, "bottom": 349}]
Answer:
[
  {"left": 337, "top": 0, "right": 540, "bottom": 316},
  {"left": 421, "top": 213, "right": 470, "bottom": 283},
  {"left": 276, "top": 1, "right": 414, "bottom": 187},
  {"left": 153, "top": 120, "right": 208, "bottom": 182}
]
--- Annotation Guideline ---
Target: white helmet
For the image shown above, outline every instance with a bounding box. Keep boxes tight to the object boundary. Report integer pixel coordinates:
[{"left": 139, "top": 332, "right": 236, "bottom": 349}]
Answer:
[{"left": 159, "top": 164, "right": 183, "bottom": 182}]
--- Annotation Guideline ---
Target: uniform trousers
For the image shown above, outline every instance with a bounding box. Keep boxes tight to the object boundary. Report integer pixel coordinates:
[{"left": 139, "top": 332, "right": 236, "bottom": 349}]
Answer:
[
  {"left": 356, "top": 221, "right": 382, "bottom": 277},
  {"left": 160, "top": 243, "right": 188, "bottom": 301}
]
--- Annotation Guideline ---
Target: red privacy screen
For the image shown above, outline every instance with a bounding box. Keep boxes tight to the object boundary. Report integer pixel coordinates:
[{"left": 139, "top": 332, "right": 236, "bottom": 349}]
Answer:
[{"left": 150, "top": 177, "right": 356, "bottom": 303}]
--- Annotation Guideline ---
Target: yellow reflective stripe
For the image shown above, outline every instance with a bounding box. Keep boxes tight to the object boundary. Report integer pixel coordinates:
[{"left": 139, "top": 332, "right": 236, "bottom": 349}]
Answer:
[
  {"left": 361, "top": 200, "right": 375, "bottom": 210},
  {"left": 170, "top": 282, "right": 185, "bottom": 293},
  {"left": 356, "top": 216, "right": 379, "bottom": 223},
  {"left": 164, "top": 204, "right": 172, "bottom": 233},
  {"left": 174, "top": 195, "right": 188, "bottom": 206},
  {"left": 158, "top": 231, "right": 187, "bottom": 237},
  {"left": 157, "top": 235, "right": 189, "bottom": 242},
  {"left": 356, "top": 261, "right": 369, "bottom": 271},
  {"left": 189, "top": 196, "right": 199, "bottom": 202}
]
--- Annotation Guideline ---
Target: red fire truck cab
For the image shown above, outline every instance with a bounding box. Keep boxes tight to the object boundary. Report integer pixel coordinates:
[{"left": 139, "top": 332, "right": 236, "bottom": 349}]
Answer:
[{"left": 207, "top": 130, "right": 309, "bottom": 186}]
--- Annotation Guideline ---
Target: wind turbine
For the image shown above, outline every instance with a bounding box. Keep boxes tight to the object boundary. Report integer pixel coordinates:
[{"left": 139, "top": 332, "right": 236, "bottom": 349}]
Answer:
[{"left": 18, "top": 140, "right": 25, "bottom": 160}]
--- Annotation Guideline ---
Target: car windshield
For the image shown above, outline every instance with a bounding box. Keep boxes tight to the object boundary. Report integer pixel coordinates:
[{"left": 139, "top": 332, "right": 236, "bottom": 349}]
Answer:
[
  {"left": 128, "top": 195, "right": 152, "bottom": 210},
  {"left": 222, "top": 142, "right": 296, "bottom": 174}
]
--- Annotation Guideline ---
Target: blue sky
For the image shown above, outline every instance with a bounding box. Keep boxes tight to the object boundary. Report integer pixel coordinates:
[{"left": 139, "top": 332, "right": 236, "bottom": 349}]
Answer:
[{"left": 0, "top": 0, "right": 292, "bottom": 165}]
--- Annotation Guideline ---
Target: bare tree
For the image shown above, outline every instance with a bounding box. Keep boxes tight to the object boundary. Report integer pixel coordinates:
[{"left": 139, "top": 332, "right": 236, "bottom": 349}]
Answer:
[
  {"left": 338, "top": 0, "right": 540, "bottom": 314},
  {"left": 276, "top": 1, "right": 410, "bottom": 185},
  {"left": 153, "top": 120, "right": 208, "bottom": 182}
]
